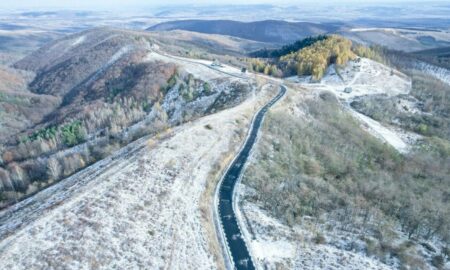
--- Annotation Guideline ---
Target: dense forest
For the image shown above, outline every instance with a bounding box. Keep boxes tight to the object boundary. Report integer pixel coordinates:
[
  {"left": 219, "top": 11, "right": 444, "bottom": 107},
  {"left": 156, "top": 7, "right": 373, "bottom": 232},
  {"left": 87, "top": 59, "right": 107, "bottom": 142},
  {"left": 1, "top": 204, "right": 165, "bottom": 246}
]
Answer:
[
  {"left": 280, "top": 35, "right": 356, "bottom": 79},
  {"left": 248, "top": 35, "right": 382, "bottom": 80},
  {"left": 249, "top": 35, "right": 328, "bottom": 58}
]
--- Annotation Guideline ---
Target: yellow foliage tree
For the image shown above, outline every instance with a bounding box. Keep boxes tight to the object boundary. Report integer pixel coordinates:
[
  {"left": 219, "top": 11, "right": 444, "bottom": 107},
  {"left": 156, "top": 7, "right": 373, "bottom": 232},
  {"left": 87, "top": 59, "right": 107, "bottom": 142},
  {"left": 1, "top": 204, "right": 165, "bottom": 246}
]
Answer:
[{"left": 281, "top": 35, "right": 356, "bottom": 80}]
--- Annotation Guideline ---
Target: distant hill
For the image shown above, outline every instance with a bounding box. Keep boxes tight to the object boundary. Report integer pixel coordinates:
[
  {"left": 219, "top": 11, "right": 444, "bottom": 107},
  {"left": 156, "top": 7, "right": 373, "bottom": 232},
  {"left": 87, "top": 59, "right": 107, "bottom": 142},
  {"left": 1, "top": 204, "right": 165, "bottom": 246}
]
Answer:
[
  {"left": 146, "top": 29, "right": 274, "bottom": 57},
  {"left": 413, "top": 46, "right": 450, "bottom": 69},
  {"left": 147, "top": 20, "right": 342, "bottom": 44},
  {"left": 340, "top": 28, "right": 450, "bottom": 52}
]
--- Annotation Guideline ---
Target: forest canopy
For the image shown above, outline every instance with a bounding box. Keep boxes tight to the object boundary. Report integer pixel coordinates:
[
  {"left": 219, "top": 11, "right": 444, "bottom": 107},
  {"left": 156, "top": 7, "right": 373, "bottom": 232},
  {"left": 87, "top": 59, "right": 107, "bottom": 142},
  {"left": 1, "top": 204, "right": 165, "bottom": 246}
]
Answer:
[
  {"left": 280, "top": 35, "right": 356, "bottom": 79},
  {"left": 248, "top": 35, "right": 380, "bottom": 80},
  {"left": 249, "top": 35, "right": 328, "bottom": 58}
]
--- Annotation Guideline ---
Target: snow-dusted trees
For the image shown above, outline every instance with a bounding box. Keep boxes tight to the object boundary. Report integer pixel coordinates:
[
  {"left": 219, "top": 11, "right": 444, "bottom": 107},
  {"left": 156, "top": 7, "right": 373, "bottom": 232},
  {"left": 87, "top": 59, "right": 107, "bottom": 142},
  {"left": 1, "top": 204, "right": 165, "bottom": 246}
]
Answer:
[
  {"left": 61, "top": 153, "right": 86, "bottom": 177},
  {"left": 242, "top": 94, "right": 450, "bottom": 269},
  {"left": 47, "top": 157, "right": 61, "bottom": 181},
  {"left": 7, "top": 163, "right": 28, "bottom": 192},
  {"left": 0, "top": 168, "right": 12, "bottom": 192}
]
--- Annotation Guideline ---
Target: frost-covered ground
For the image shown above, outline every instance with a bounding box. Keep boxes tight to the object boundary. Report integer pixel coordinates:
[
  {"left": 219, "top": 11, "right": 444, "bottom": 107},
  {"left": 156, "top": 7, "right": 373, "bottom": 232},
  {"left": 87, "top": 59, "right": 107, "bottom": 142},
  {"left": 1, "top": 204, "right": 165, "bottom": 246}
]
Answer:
[
  {"left": 237, "top": 60, "right": 439, "bottom": 269},
  {"left": 412, "top": 60, "right": 450, "bottom": 86},
  {"left": 238, "top": 187, "right": 393, "bottom": 270},
  {"left": 0, "top": 54, "right": 275, "bottom": 269},
  {"left": 235, "top": 88, "right": 396, "bottom": 269},
  {"left": 289, "top": 58, "right": 420, "bottom": 153}
]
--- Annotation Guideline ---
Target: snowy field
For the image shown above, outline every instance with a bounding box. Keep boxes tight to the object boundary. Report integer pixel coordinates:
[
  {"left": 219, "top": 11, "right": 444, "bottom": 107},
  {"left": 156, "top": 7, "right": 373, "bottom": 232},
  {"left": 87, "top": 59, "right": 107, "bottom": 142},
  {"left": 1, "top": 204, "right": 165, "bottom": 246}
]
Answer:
[{"left": 289, "top": 58, "right": 420, "bottom": 153}]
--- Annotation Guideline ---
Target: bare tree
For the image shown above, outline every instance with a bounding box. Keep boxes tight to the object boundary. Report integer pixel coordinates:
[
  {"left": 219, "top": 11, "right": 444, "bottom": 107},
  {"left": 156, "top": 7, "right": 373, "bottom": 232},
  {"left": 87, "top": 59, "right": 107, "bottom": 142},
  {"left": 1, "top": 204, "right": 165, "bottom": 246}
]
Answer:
[{"left": 47, "top": 157, "right": 61, "bottom": 181}]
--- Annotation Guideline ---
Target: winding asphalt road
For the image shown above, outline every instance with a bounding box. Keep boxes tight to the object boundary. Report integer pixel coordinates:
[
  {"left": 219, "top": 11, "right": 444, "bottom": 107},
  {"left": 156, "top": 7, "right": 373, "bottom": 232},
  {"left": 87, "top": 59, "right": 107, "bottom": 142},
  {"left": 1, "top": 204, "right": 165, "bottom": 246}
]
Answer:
[{"left": 217, "top": 85, "right": 286, "bottom": 270}]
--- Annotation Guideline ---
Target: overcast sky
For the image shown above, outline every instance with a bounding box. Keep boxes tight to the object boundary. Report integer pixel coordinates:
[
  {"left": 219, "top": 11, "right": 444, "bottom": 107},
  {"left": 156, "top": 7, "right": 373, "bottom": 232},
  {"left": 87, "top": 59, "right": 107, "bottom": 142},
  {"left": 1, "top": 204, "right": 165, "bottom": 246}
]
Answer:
[{"left": 0, "top": 0, "right": 445, "bottom": 10}]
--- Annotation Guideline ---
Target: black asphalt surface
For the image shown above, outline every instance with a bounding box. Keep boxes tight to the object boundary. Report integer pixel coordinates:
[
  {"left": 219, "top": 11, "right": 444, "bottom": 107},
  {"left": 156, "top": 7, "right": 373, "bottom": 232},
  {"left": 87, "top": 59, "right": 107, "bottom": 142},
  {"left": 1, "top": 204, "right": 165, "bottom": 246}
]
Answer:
[{"left": 218, "top": 85, "right": 286, "bottom": 270}]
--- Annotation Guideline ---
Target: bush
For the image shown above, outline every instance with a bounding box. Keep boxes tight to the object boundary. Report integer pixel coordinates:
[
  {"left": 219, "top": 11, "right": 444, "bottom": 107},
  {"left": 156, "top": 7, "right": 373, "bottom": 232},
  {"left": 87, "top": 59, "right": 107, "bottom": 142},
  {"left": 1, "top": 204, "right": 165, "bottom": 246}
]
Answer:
[
  {"left": 203, "top": 82, "right": 212, "bottom": 94},
  {"left": 313, "top": 233, "right": 326, "bottom": 244},
  {"left": 431, "top": 255, "right": 445, "bottom": 269},
  {"left": 61, "top": 121, "right": 87, "bottom": 146}
]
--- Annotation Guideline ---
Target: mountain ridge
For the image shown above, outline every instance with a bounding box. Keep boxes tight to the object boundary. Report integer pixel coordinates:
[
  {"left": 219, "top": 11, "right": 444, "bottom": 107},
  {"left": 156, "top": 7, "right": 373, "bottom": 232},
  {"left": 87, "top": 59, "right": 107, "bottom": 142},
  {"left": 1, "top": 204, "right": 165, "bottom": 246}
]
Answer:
[{"left": 148, "top": 19, "right": 342, "bottom": 43}]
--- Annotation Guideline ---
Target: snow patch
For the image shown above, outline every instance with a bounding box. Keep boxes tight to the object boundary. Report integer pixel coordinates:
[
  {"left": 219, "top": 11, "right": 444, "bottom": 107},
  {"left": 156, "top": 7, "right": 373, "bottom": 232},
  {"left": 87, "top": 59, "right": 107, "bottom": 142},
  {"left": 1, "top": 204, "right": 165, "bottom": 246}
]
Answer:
[
  {"left": 347, "top": 108, "right": 410, "bottom": 153},
  {"left": 71, "top": 35, "right": 85, "bottom": 47},
  {"left": 296, "top": 58, "right": 418, "bottom": 153},
  {"left": 252, "top": 240, "right": 295, "bottom": 261},
  {"left": 412, "top": 60, "right": 450, "bottom": 86}
]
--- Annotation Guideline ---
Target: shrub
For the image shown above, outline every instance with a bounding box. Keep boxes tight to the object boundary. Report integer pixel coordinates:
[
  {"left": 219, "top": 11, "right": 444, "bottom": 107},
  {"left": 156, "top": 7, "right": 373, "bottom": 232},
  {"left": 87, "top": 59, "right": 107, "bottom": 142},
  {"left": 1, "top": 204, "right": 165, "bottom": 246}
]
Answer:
[
  {"left": 431, "top": 255, "right": 445, "bottom": 269},
  {"left": 203, "top": 82, "right": 212, "bottom": 94},
  {"left": 61, "top": 153, "right": 85, "bottom": 177},
  {"left": 61, "top": 121, "right": 87, "bottom": 146},
  {"left": 7, "top": 163, "right": 28, "bottom": 193},
  {"left": 313, "top": 233, "right": 326, "bottom": 244}
]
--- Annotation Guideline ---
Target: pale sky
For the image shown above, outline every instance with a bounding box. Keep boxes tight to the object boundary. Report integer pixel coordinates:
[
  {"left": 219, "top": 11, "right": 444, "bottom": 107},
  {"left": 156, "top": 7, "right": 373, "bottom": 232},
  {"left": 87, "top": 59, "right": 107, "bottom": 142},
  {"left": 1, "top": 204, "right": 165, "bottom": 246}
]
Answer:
[{"left": 0, "top": 0, "right": 445, "bottom": 10}]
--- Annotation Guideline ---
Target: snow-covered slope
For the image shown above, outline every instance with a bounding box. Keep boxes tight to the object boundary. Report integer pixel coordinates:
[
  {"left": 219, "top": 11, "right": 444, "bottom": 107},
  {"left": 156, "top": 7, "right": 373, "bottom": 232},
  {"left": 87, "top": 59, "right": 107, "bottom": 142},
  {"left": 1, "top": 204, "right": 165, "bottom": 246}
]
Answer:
[
  {"left": 0, "top": 82, "right": 274, "bottom": 270},
  {"left": 412, "top": 60, "right": 450, "bottom": 86},
  {"left": 241, "top": 199, "right": 393, "bottom": 270},
  {"left": 294, "top": 58, "right": 419, "bottom": 153}
]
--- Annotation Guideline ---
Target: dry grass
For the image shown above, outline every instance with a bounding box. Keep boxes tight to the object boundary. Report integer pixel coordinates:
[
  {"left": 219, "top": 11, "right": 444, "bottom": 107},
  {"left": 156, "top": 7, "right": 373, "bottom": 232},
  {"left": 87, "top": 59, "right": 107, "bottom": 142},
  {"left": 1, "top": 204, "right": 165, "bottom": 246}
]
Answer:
[{"left": 200, "top": 149, "right": 234, "bottom": 270}]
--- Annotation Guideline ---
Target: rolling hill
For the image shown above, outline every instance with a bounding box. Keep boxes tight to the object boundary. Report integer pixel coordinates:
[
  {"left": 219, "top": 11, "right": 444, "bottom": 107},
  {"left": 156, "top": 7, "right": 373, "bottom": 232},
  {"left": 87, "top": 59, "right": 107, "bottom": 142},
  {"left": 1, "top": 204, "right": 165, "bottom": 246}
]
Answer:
[{"left": 147, "top": 20, "right": 342, "bottom": 44}]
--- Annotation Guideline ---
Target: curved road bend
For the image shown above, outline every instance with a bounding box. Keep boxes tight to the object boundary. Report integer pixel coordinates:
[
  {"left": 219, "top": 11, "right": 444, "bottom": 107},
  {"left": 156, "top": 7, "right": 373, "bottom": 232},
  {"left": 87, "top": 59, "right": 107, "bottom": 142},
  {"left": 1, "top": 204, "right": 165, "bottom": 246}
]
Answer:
[{"left": 217, "top": 85, "right": 287, "bottom": 270}]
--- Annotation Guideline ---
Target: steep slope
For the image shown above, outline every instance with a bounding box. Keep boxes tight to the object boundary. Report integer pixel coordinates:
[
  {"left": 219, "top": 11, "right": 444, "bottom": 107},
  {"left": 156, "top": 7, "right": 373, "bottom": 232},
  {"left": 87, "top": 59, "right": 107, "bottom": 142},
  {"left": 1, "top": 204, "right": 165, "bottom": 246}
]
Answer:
[
  {"left": 14, "top": 28, "right": 170, "bottom": 101},
  {"left": 239, "top": 49, "right": 450, "bottom": 269},
  {"left": 147, "top": 20, "right": 341, "bottom": 44},
  {"left": 0, "top": 66, "right": 59, "bottom": 142}
]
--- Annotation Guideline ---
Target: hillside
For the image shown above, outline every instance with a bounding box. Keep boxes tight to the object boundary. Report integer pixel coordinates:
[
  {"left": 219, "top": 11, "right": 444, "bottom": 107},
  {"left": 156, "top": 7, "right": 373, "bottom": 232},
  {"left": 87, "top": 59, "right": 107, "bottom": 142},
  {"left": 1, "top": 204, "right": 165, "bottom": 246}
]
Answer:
[
  {"left": 341, "top": 27, "right": 450, "bottom": 52},
  {"left": 0, "top": 66, "right": 59, "bottom": 142},
  {"left": 0, "top": 10, "right": 449, "bottom": 270},
  {"left": 413, "top": 46, "right": 450, "bottom": 69},
  {"left": 241, "top": 54, "right": 450, "bottom": 269},
  {"left": 146, "top": 30, "right": 273, "bottom": 56},
  {"left": 147, "top": 20, "right": 341, "bottom": 44},
  {"left": 0, "top": 27, "right": 256, "bottom": 208}
]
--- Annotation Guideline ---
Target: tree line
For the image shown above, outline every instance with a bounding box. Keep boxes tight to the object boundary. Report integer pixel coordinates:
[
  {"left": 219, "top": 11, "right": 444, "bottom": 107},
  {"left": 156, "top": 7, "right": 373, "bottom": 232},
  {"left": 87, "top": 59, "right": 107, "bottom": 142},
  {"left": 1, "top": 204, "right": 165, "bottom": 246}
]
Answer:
[{"left": 247, "top": 35, "right": 384, "bottom": 80}]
